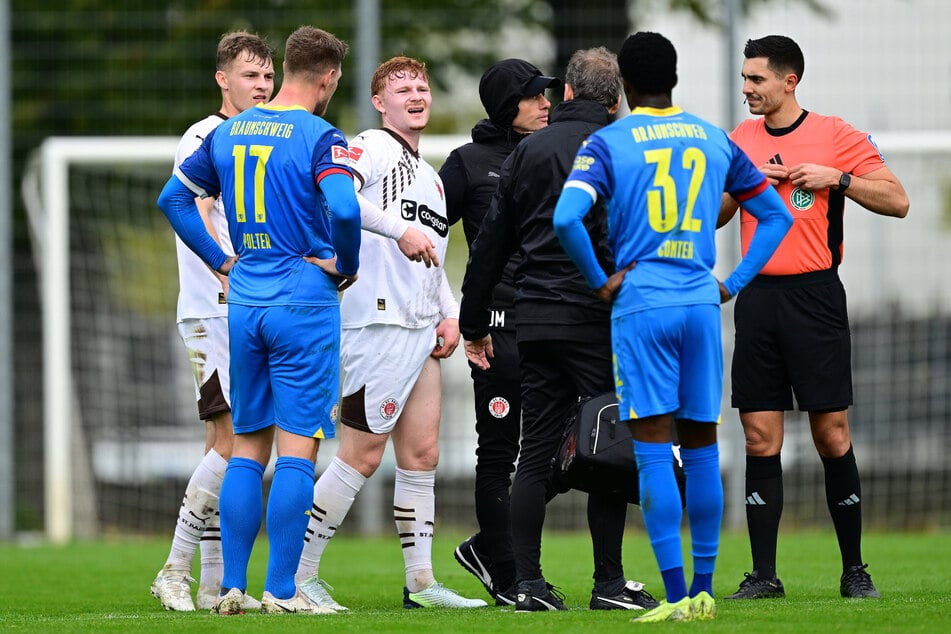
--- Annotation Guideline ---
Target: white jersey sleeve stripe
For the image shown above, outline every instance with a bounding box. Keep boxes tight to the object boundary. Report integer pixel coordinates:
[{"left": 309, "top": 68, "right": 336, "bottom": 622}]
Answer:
[
  {"left": 563, "top": 179, "right": 598, "bottom": 203},
  {"left": 173, "top": 164, "right": 211, "bottom": 199}
]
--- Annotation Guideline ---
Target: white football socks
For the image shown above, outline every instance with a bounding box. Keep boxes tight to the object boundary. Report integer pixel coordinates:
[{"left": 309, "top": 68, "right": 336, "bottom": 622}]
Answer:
[
  {"left": 165, "top": 448, "right": 227, "bottom": 573},
  {"left": 394, "top": 468, "right": 436, "bottom": 592},
  {"left": 295, "top": 456, "right": 366, "bottom": 583}
]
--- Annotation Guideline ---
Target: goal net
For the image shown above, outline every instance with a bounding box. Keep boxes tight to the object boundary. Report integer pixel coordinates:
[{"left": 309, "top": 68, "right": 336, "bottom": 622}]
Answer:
[{"left": 21, "top": 132, "right": 951, "bottom": 542}]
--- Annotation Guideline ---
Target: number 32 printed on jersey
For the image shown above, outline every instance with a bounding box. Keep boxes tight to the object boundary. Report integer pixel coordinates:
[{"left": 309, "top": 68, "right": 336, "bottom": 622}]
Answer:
[{"left": 644, "top": 147, "right": 706, "bottom": 234}]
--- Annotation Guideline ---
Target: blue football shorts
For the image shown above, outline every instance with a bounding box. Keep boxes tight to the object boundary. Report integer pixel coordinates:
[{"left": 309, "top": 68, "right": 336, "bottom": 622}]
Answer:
[
  {"left": 228, "top": 303, "right": 341, "bottom": 438},
  {"left": 612, "top": 303, "right": 722, "bottom": 423}
]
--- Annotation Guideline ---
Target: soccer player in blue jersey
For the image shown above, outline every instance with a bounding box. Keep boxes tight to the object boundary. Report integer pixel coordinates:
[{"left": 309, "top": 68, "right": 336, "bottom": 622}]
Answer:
[
  {"left": 157, "top": 25, "right": 360, "bottom": 616},
  {"left": 151, "top": 30, "right": 273, "bottom": 614},
  {"left": 553, "top": 31, "right": 792, "bottom": 623}
]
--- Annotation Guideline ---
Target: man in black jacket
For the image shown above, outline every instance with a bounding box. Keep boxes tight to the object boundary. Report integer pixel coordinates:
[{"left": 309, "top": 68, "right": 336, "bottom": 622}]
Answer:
[
  {"left": 440, "top": 59, "right": 558, "bottom": 605},
  {"left": 460, "top": 47, "right": 658, "bottom": 613}
]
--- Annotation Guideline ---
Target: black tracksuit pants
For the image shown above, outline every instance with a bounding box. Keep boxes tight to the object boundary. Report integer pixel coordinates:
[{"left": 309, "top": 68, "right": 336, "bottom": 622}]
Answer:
[
  {"left": 470, "top": 327, "right": 521, "bottom": 580},
  {"left": 511, "top": 337, "right": 627, "bottom": 586}
]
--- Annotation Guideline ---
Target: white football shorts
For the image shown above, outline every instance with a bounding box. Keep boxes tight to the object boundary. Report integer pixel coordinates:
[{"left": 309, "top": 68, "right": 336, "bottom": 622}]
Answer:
[
  {"left": 178, "top": 316, "right": 231, "bottom": 420},
  {"left": 341, "top": 323, "right": 436, "bottom": 434}
]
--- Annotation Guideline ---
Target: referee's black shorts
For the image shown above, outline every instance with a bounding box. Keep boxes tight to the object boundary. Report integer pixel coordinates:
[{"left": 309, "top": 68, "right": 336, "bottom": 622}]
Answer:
[{"left": 731, "top": 269, "right": 853, "bottom": 413}]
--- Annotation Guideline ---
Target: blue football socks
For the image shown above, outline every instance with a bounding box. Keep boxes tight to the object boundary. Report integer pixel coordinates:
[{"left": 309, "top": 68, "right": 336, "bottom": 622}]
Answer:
[
  {"left": 635, "top": 440, "right": 687, "bottom": 602},
  {"left": 264, "top": 456, "right": 316, "bottom": 600},
  {"left": 219, "top": 457, "right": 265, "bottom": 593},
  {"left": 681, "top": 443, "right": 723, "bottom": 597}
]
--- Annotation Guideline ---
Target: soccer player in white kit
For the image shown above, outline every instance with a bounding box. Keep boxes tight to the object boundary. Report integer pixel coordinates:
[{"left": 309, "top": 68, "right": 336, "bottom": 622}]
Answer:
[
  {"left": 293, "top": 56, "right": 487, "bottom": 611},
  {"left": 150, "top": 31, "right": 273, "bottom": 612}
]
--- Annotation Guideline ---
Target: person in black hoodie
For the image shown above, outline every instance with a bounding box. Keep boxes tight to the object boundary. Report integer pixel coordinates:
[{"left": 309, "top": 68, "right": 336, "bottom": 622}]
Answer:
[
  {"left": 459, "top": 47, "right": 659, "bottom": 612},
  {"left": 440, "top": 59, "right": 559, "bottom": 606}
]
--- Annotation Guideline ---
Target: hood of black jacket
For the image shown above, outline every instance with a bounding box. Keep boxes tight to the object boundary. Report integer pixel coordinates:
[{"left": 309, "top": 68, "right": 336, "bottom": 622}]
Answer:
[
  {"left": 478, "top": 58, "right": 560, "bottom": 128},
  {"left": 469, "top": 118, "right": 530, "bottom": 147}
]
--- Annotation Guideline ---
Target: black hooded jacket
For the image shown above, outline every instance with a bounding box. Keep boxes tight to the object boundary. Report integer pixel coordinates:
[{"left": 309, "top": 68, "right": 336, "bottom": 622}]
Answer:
[
  {"left": 440, "top": 124, "right": 533, "bottom": 327},
  {"left": 440, "top": 58, "right": 559, "bottom": 333},
  {"left": 458, "top": 99, "right": 615, "bottom": 342},
  {"left": 442, "top": 120, "right": 528, "bottom": 242}
]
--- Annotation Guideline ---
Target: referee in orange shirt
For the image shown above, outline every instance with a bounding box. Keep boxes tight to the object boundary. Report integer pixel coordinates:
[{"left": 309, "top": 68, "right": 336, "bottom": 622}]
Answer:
[{"left": 719, "top": 34, "right": 909, "bottom": 601}]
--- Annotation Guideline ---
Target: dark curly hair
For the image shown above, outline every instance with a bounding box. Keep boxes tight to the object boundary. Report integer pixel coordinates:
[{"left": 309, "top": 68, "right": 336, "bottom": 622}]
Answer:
[{"left": 617, "top": 31, "right": 677, "bottom": 95}]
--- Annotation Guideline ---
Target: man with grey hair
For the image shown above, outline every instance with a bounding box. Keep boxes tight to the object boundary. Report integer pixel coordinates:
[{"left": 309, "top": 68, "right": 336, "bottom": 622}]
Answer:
[{"left": 459, "top": 47, "right": 658, "bottom": 612}]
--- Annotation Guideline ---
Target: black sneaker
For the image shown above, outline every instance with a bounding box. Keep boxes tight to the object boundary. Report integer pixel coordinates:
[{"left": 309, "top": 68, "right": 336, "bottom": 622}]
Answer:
[
  {"left": 840, "top": 564, "right": 881, "bottom": 598},
  {"left": 454, "top": 533, "right": 513, "bottom": 605},
  {"left": 590, "top": 580, "right": 659, "bottom": 611},
  {"left": 494, "top": 585, "right": 517, "bottom": 607},
  {"left": 514, "top": 578, "right": 567, "bottom": 612},
  {"left": 724, "top": 572, "right": 785, "bottom": 599}
]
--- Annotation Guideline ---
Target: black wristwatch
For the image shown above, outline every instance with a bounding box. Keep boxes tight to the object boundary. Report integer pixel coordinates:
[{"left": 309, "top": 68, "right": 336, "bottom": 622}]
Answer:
[{"left": 838, "top": 172, "right": 851, "bottom": 191}]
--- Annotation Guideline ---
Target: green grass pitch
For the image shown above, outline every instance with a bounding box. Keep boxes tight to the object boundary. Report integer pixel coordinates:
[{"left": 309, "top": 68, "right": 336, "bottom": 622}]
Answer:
[{"left": 1, "top": 529, "right": 948, "bottom": 632}]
